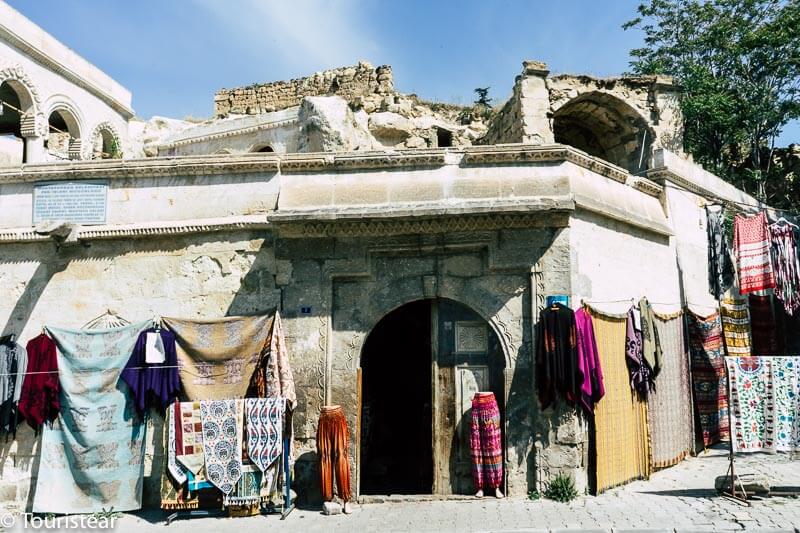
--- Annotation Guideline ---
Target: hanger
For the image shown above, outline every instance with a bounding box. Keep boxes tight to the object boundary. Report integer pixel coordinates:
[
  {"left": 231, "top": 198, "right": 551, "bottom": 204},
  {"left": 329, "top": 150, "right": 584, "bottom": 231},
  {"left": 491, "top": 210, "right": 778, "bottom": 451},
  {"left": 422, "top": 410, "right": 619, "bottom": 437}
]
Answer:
[
  {"left": 82, "top": 309, "right": 131, "bottom": 330},
  {"left": 773, "top": 216, "right": 798, "bottom": 229}
]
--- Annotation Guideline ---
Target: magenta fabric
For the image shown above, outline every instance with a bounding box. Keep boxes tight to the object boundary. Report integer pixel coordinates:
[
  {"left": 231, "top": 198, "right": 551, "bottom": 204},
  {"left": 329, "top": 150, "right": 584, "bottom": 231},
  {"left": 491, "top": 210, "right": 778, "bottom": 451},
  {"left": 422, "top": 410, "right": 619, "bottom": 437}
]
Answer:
[
  {"left": 121, "top": 328, "right": 181, "bottom": 415},
  {"left": 575, "top": 308, "right": 605, "bottom": 414}
]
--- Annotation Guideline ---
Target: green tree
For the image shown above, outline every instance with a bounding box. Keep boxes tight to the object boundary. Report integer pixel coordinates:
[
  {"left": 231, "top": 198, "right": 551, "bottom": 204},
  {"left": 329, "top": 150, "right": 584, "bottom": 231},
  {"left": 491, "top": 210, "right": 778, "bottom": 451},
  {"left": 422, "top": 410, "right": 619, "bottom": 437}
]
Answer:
[
  {"left": 624, "top": 0, "right": 800, "bottom": 207},
  {"left": 474, "top": 87, "right": 492, "bottom": 107}
]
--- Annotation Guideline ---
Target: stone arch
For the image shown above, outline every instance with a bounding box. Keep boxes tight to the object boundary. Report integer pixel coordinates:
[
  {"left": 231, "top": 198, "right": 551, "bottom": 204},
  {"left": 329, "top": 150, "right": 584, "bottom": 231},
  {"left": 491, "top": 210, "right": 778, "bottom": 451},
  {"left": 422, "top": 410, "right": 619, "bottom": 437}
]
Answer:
[
  {"left": 0, "top": 64, "right": 46, "bottom": 139},
  {"left": 44, "top": 99, "right": 84, "bottom": 160},
  {"left": 86, "top": 121, "right": 122, "bottom": 159},
  {"left": 214, "top": 148, "right": 233, "bottom": 155},
  {"left": 250, "top": 143, "right": 275, "bottom": 153},
  {"left": 552, "top": 91, "right": 655, "bottom": 173}
]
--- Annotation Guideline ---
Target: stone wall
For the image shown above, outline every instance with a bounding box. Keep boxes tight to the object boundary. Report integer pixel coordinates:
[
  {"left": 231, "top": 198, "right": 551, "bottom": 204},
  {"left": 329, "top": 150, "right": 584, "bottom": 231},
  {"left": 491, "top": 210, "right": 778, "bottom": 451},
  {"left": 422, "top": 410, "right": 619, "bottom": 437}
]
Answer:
[{"left": 214, "top": 62, "right": 394, "bottom": 118}]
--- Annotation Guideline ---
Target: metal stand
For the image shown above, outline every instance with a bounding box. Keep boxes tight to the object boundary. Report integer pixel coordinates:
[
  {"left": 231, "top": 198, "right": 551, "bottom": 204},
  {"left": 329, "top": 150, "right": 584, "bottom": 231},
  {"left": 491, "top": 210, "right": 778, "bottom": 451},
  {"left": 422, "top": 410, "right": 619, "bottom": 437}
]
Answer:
[
  {"left": 165, "top": 509, "right": 225, "bottom": 525},
  {"left": 721, "top": 360, "right": 749, "bottom": 505}
]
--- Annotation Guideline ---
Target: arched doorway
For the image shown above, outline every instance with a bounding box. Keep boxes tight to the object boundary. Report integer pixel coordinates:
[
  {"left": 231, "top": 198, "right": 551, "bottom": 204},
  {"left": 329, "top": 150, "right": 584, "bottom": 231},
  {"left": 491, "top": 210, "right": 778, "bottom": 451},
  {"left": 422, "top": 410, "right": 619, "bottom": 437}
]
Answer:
[
  {"left": 553, "top": 91, "right": 654, "bottom": 173},
  {"left": 359, "top": 298, "right": 506, "bottom": 496}
]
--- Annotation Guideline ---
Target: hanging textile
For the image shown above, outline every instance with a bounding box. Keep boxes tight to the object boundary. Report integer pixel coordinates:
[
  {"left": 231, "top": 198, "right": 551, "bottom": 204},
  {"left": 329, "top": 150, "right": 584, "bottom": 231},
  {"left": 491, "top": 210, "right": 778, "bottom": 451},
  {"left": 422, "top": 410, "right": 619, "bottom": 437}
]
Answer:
[
  {"left": 773, "top": 357, "right": 800, "bottom": 452},
  {"left": 176, "top": 401, "right": 206, "bottom": 474},
  {"left": 734, "top": 211, "right": 776, "bottom": 294},
  {"left": 33, "top": 321, "right": 151, "bottom": 513},
  {"left": 720, "top": 298, "right": 752, "bottom": 357},
  {"left": 250, "top": 312, "right": 296, "bottom": 409},
  {"left": 591, "top": 312, "right": 651, "bottom": 494},
  {"left": 536, "top": 303, "right": 579, "bottom": 410},
  {"left": 167, "top": 402, "right": 188, "bottom": 485},
  {"left": 223, "top": 465, "right": 262, "bottom": 506},
  {"left": 317, "top": 405, "right": 351, "bottom": 502},
  {"left": 245, "top": 397, "right": 285, "bottom": 472},
  {"left": 0, "top": 339, "right": 27, "bottom": 438},
  {"left": 707, "top": 205, "right": 735, "bottom": 300},
  {"left": 639, "top": 298, "right": 662, "bottom": 382},
  {"left": 727, "top": 357, "right": 774, "bottom": 452},
  {"left": 647, "top": 314, "right": 694, "bottom": 469},
  {"left": 469, "top": 392, "right": 503, "bottom": 491},
  {"left": 770, "top": 221, "right": 800, "bottom": 315},
  {"left": 121, "top": 327, "right": 181, "bottom": 415},
  {"left": 575, "top": 308, "right": 605, "bottom": 414},
  {"left": 749, "top": 295, "right": 780, "bottom": 355},
  {"left": 18, "top": 333, "right": 59, "bottom": 431},
  {"left": 625, "top": 307, "right": 651, "bottom": 397},
  {"left": 687, "top": 312, "right": 729, "bottom": 446},
  {"left": 199, "top": 399, "right": 244, "bottom": 495},
  {"left": 162, "top": 314, "right": 272, "bottom": 400}
]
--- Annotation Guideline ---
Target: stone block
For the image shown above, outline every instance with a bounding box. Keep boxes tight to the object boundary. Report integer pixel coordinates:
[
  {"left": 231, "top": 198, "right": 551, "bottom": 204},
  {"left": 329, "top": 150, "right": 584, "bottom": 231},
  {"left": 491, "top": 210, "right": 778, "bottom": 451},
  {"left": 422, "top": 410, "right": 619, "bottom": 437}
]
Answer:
[{"left": 322, "top": 501, "right": 342, "bottom": 515}]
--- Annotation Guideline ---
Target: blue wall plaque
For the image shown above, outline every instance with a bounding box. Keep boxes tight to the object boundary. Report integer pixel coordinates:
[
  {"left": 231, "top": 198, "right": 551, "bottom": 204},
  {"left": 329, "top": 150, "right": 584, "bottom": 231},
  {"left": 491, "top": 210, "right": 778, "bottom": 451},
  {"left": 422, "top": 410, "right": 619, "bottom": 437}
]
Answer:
[{"left": 32, "top": 180, "right": 108, "bottom": 225}]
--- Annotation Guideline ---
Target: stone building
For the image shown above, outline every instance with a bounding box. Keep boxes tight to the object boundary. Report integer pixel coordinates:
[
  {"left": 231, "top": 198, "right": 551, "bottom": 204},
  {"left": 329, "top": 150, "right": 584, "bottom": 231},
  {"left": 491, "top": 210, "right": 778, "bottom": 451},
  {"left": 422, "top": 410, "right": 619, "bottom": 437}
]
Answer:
[{"left": 0, "top": 2, "right": 767, "bottom": 510}]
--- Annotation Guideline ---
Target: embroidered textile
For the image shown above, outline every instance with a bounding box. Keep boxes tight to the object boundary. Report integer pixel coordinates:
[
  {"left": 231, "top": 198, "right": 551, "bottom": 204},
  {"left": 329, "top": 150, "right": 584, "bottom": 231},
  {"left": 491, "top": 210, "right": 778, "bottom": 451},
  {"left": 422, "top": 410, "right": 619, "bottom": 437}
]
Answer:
[
  {"left": 167, "top": 402, "right": 188, "bottom": 485},
  {"left": 33, "top": 321, "right": 151, "bottom": 513},
  {"left": 720, "top": 298, "right": 752, "bottom": 357},
  {"left": 223, "top": 465, "right": 262, "bottom": 506},
  {"left": 176, "top": 401, "right": 205, "bottom": 474},
  {"left": 591, "top": 312, "right": 651, "bottom": 494},
  {"left": 575, "top": 308, "right": 605, "bottom": 414},
  {"left": 121, "top": 328, "right": 180, "bottom": 415},
  {"left": 773, "top": 357, "right": 800, "bottom": 452},
  {"left": 625, "top": 307, "right": 652, "bottom": 397},
  {"left": 18, "top": 334, "right": 59, "bottom": 431},
  {"left": 688, "top": 312, "right": 729, "bottom": 446},
  {"left": 245, "top": 398, "right": 285, "bottom": 472},
  {"left": 647, "top": 315, "right": 693, "bottom": 469},
  {"left": 727, "top": 357, "right": 774, "bottom": 452},
  {"left": 750, "top": 295, "right": 780, "bottom": 355},
  {"left": 317, "top": 405, "right": 351, "bottom": 502},
  {"left": 769, "top": 222, "right": 800, "bottom": 315},
  {"left": 162, "top": 314, "right": 272, "bottom": 400},
  {"left": 0, "top": 340, "right": 27, "bottom": 437},
  {"left": 469, "top": 392, "right": 503, "bottom": 490},
  {"left": 734, "top": 211, "right": 776, "bottom": 294},
  {"left": 707, "top": 206, "right": 735, "bottom": 299},
  {"left": 536, "top": 303, "right": 580, "bottom": 409},
  {"left": 200, "top": 399, "right": 244, "bottom": 495}
]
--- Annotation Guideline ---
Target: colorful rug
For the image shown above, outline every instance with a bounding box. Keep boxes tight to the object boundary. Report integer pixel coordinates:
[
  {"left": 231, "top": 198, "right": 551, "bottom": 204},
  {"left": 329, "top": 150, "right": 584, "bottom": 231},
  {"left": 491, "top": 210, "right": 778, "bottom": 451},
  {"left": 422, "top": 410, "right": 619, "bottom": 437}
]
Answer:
[
  {"left": 162, "top": 314, "right": 272, "bottom": 400},
  {"left": 773, "top": 357, "right": 800, "bottom": 452},
  {"left": 734, "top": 211, "right": 776, "bottom": 294},
  {"left": 688, "top": 312, "right": 729, "bottom": 446},
  {"left": 727, "top": 357, "right": 775, "bottom": 452},
  {"left": 33, "top": 321, "right": 152, "bottom": 513},
  {"left": 591, "top": 312, "right": 651, "bottom": 494},
  {"left": 245, "top": 397, "right": 285, "bottom": 472},
  {"left": 200, "top": 399, "right": 244, "bottom": 495},
  {"left": 720, "top": 298, "right": 752, "bottom": 357},
  {"left": 647, "top": 314, "right": 694, "bottom": 469}
]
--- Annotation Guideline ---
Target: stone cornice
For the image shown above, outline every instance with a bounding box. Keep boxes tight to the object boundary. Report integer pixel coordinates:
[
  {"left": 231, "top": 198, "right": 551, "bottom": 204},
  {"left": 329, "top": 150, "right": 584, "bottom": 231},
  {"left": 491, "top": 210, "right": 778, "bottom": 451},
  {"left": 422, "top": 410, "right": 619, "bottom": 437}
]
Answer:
[
  {"left": 462, "top": 144, "right": 630, "bottom": 184},
  {"left": 0, "top": 25, "right": 133, "bottom": 118},
  {"left": 280, "top": 150, "right": 446, "bottom": 172},
  {"left": 646, "top": 166, "right": 760, "bottom": 213},
  {"left": 0, "top": 215, "right": 269, "bottom": 244},
  {"left": 629, "top": 176, "right": 664, "bottom": 198},
  {"left": 159, "top": 116, "right": 299, "bottom": 149},
  {"left": 0, "top": 154, "right": 280, "bottom": 183}
]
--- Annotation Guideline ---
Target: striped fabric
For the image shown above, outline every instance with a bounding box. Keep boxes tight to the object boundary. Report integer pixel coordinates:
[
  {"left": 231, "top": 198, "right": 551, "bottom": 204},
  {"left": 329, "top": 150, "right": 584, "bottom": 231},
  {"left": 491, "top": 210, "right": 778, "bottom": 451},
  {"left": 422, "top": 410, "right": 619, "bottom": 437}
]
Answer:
[
  {"left": 688, "top": 312, "right": 729, "bottom": 446},
  {"left": 591, "top": 311, "right": 651, "bottom": 494},
  {"left": 720, "top": 298, "right": 752, "bottom": 357},
  {"left": 734, "top": 211, "right": 776, "bottom": 294},
  {"left": 647, "top": 315, "right": 694, "bottom": 469}
]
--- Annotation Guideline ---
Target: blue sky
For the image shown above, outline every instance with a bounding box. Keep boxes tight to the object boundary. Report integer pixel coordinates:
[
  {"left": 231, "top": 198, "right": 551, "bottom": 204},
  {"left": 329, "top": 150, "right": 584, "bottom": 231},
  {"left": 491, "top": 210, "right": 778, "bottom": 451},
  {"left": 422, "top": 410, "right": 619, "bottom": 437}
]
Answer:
[{"left": 7, "top": 0, "right": 798, "bottom": 145}]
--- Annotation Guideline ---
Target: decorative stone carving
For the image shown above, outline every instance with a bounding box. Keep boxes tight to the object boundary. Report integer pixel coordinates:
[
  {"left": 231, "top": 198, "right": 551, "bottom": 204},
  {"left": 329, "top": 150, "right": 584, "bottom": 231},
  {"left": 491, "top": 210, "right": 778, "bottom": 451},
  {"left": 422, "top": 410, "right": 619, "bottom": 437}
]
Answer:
[{"left": 455, "top": 321, "right": 488, "bottom": 353}]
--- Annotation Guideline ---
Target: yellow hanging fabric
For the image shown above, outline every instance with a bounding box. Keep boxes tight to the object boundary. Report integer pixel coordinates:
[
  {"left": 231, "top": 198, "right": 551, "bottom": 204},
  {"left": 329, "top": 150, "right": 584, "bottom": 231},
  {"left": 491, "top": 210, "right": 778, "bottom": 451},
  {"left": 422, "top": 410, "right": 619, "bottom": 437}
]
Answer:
[{"left": 591, "top": 311, "right": 652, "bottom": 493}]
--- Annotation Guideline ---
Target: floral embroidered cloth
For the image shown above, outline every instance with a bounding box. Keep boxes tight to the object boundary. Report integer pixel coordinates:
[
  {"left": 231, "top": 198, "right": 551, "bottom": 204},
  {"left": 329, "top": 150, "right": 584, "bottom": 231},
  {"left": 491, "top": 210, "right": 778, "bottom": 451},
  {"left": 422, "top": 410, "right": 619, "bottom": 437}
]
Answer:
[
  {"left": 773, "top": 357, "right": 800, "bottom": 452},
  {"left": 33, "top": 321, "right": 152, "bottom": 513},
  {"left": 200, "top": 399, "right": 244, "bottom": 495}
]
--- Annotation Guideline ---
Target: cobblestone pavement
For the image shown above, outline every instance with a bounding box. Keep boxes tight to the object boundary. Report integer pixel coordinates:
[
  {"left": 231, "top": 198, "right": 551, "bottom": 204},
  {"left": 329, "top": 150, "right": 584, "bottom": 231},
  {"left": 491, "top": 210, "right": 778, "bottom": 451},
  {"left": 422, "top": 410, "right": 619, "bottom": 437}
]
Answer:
[{"left": 9, "top": 447, "right": 800, "bottom": 532}]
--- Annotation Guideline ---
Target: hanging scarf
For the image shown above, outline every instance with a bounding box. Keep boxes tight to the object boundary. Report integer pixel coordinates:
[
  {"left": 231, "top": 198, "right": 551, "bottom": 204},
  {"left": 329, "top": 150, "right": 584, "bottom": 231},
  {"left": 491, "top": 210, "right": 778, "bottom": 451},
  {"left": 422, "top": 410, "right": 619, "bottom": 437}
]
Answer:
[
  {"left": 707, "top": 205, "right": 735, "bottom": 299},
  {"left": 245, "top": 397, "right": 285, "bottom": 472},
  {"left": 734, "top": 211, "right": 776, "bottom": 294},
  {"left": 639, "top": 298, "right": 662, "bottom": 382},
  {"left": 574, "top": 308, "right": 605, "bottom": 414},
  {"left": 0, "top": 340, "right": 27, "bottom": 438},
  {"left": 536, "top": 303, "right": 580, "bottom": 409},
  {"left": 625, "top": 307, "right": 651, "bottom": 397},
  {"left": 769, "top": 222, "right": 800, "bottom": 316},
  {"left": 249, "top": 312, "right": 296, "bottom": 409},
  {"left": 199, "top": 399, "right": 244, "bottom": 495},
  {"left": 18, "top": 334, "right": 59, "bottom": 432},
  {"left": 720, "top": 298, "right": 752, "bottom": 357},
  {"left": 167, "top": 401, "right": 188, "bottom": 485}
]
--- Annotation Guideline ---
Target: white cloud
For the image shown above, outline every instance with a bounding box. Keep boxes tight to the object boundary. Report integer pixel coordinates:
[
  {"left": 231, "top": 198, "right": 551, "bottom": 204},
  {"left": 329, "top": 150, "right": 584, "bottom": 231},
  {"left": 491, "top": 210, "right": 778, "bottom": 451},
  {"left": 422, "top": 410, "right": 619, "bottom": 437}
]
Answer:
[{"left": 193, "top": 0, "right": 380, "bottom": 72}]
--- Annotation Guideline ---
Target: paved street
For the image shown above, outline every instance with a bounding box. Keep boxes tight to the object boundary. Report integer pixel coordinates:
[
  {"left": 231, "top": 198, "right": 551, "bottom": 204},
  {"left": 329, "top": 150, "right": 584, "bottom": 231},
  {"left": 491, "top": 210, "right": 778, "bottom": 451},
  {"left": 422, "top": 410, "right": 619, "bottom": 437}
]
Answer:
[{"left": 108, "top": 446, "right": 798, "bottom": 532}]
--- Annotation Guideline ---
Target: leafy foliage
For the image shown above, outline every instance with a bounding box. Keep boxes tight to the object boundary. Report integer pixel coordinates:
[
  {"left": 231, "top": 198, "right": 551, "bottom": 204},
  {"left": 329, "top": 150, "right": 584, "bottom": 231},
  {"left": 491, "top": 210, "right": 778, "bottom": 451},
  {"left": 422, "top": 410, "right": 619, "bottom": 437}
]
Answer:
[
  {"left": 624, "top": 0, "right": 800, "bottom": 210},
  {"left": 544, "top": 472, "right": 579, "bottom": 503},
  {"left": 474, "top": 87, "right": 492, "bottom": 107}
]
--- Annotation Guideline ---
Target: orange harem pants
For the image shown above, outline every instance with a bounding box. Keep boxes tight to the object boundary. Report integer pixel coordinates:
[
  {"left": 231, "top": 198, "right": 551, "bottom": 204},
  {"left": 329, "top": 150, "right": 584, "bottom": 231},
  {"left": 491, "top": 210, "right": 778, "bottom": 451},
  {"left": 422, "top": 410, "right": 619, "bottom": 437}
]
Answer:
[{"left": 317, "top": 405, "right": 351, "bottom": 502}]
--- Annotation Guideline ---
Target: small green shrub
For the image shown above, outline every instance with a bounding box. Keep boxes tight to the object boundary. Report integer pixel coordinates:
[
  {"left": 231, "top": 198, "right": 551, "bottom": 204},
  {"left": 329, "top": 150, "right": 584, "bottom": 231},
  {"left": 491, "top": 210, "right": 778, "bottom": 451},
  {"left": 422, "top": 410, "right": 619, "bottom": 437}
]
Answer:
[
  {"left": 544, "top": 473, "right": 578, "bottom": 503},
  {"left": 527, "top": 489, "right": 541, "bottom": 500}
]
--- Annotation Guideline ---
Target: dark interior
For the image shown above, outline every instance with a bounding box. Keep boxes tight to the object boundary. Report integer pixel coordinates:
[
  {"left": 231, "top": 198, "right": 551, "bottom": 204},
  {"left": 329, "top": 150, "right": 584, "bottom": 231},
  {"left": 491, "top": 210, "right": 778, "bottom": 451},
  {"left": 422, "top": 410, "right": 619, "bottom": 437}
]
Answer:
[{"left": 360, "top": 299, "right": 433, "bottom": 494}]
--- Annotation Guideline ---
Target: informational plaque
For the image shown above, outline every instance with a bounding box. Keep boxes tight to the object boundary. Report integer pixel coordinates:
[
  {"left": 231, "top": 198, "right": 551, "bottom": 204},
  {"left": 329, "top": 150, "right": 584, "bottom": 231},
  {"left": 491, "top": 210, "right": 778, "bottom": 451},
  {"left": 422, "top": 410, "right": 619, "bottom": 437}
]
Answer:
[{"left": 32, "top": 180, "right": 108, "bottom": 224}]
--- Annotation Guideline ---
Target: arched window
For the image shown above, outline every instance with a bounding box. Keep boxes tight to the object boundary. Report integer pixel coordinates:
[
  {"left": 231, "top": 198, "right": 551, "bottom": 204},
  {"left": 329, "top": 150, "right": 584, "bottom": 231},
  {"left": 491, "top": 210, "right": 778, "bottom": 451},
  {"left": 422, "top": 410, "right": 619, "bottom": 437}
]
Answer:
[
  {"left": 552, "top": 92, "right": 654, "bottom": 173},
  {"left": 91, "top": 127, "right": 121, "bottom": 159},
  {"left": 252, "top": 144, "right": 274, "bottom": 153},
  {"left": 0, "top": 81, "right": 33, "bottom": 162},
  {"left": 46, "top": 108, "right": 81, "bottom": 160}
]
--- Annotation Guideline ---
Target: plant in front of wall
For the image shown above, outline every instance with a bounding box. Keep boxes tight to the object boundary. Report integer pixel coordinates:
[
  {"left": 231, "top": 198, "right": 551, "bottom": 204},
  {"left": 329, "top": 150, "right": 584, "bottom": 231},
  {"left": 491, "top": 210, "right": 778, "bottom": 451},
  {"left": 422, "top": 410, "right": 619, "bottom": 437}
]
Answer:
[
  {"left": 527, "top": 489, "right": 541, "bottom": 500},
  {"left": 544, "top": 472, "right": 578, "bottom": 503}
]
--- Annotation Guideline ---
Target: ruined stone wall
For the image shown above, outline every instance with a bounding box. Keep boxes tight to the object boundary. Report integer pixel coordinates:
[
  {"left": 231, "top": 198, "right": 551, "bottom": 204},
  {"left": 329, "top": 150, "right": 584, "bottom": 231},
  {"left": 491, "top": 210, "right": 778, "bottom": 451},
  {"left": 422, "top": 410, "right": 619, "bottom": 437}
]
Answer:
[{"left": 214, "top": 62, "right": 394, "bottom": 118}]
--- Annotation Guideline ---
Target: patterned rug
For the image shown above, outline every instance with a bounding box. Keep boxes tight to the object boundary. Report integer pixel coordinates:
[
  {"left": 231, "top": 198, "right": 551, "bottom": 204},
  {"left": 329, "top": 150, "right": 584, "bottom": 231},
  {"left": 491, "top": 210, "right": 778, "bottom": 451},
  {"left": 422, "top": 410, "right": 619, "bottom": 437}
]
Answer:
[
  {"left": 647, "top": 314, "right": 694, "bottom": 469},
  {"left": 591, "top": 311, "right": 651, "bottom": 494},
  {"left": 245, "top": 398, "right": 285, "bottom": 472},
  {"left": 720, "top": 298, "right": 752, "bottom": 357},
  {"left": 727, "top": 357, "right": 775, "bottom": 452},
  {"left": 688, "top": 312, "right": 729, "bottom": 446},
  {"left": 33, "top": 321, "right": 152, "bottom": 513}
]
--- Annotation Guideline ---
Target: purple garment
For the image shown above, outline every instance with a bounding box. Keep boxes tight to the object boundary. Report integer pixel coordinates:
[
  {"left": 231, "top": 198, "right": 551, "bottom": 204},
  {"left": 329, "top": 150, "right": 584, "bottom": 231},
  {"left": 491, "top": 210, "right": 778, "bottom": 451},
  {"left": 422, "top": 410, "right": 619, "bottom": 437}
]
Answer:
[
  {"left": 575, "top": 308, "right": 605, "bottom": 414},
  {"left": 625, "top": 308, "right": 651, "bottom": 397},
  {"left": 121, "top": 328, "right": 180, "bottom": 415}
]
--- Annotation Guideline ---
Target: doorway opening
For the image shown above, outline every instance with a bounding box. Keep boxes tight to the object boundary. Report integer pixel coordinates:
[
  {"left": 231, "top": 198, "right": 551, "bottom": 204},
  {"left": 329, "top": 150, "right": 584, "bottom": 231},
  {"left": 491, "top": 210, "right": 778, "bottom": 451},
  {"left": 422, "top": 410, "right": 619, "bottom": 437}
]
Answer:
[{"left": 359, "top": 300, "right": 433, "bottom": 494}]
